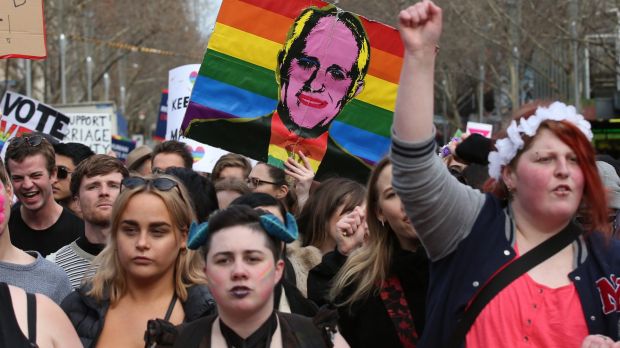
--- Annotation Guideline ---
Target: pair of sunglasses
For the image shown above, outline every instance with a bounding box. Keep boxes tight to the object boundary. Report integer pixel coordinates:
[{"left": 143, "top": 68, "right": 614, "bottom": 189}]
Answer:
[
  {"left": 246, "top": 177, "right": 279, "bottom": 188},
  {"left": 121, "top": 177, "right": 188, "bottom": 205},
  {"left": 122, "top": 176, "right": 179, "bottom": 191},
  {"left": 56, "top": 165, "right": 73, "bottom": 180},
  {"left": 9, "top": 135, "right": 45, "bottom": 147}
]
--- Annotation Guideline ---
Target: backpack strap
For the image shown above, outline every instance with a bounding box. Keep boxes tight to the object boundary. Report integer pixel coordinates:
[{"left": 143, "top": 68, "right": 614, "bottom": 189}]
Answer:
[
  {"left": 26, "top": 292, "right": 37, "bottom": 345},
  {"left": 446, "top": 221, "right": 582, "bottom": 348}
]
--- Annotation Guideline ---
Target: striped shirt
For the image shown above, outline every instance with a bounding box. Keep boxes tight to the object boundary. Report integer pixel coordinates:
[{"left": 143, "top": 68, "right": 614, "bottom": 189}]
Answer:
[{"left": 47, "top": 241, "right": 98, "bottom": 289}]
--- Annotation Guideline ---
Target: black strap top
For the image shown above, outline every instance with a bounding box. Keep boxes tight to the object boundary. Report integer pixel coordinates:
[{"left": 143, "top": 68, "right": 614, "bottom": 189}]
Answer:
[{"left": 0, "top": 282, "right": 38, "bottom": 347}]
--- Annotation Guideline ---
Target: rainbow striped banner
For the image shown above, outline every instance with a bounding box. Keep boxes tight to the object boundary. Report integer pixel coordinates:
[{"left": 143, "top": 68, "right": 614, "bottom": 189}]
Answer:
[{"left": 182, "top": 0, "right": 403, "bottom": 181}]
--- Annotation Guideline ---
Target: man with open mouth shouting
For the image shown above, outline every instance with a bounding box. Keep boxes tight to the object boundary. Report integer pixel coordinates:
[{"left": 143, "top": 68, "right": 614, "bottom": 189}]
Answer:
[{"left": 5, "top": 134, "right": 84, "bottom": 257}]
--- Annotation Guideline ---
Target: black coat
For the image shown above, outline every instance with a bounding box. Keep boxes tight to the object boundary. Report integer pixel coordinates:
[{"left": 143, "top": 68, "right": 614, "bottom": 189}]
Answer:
[
  {"left": 60, "top": 284, "right": 215, "bottom": 348},
  {"left": 171, "top": 312, "right": 329, "bottom": 348},
  {"left": 308, "top": 247, "right": 429, "bottom": 348},
  {"left": 275, "top": 257, "right": 318, "bottom": 317}
]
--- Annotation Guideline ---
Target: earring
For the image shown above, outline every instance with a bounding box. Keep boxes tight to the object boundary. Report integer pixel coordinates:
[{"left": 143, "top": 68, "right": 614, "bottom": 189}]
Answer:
[{"left": 380, "top": 219, "right": 385, "bottom": 227}]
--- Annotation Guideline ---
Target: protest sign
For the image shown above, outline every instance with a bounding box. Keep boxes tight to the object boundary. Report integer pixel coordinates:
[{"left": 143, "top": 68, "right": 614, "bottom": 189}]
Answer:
[
  {"left": 0, "top": 0, "right": 46, "bottom": 59},
  {"left": 56, "top": 102, "right": 118, "bottom": 136},
  {"left": 153, "top": 90, "right": 168, "bottom": 141},
  {"left": 111, "top": 135, "right": 136, "bottom": 163},
  {"left": 182, "top": 0, "right": 403, "bottom": 183},
  {"left": 0, "top": 91, "right": 70, "bottom": 155},
  {"left": 466, "top": 121, "right": 493, "bottom": 138},
  {"left": 64, "top": 113, "right": 112, "bottom": 154},
  {"left": 167, "top": 65, "right": 229, "bottom": 173}
]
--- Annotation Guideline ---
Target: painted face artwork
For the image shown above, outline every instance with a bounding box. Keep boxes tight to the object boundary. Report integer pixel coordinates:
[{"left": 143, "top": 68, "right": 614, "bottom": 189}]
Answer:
[
  {"left": 282, "top": 16, "right": 360, "bottom": 130},
  {"left": 205, "top": 226, "right": 284, "bottom": 318},
  {"left": 504, "top": 128, "right": 585, "bottom": 225},
  {"left": 116, "top": 192, "right": 186, "bottom": 282},
  {"left": 0, "top": 180, "right": 11, "bottom": 238}
]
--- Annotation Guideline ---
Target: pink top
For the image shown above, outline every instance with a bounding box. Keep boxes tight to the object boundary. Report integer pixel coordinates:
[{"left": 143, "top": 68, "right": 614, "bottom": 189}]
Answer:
[{"left": 465, "top": 264, "right": 589, "bottom": 347}]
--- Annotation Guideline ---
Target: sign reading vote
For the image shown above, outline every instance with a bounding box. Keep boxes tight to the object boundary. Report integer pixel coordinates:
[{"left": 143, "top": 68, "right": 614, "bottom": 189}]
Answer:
[{"left": 0, "top": 91, "right": 70, "bottom": 153}]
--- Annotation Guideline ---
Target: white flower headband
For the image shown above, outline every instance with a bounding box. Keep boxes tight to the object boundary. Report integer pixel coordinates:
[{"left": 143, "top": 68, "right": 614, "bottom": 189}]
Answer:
[{"left": 487, "top": 101, "right": 593, "bottom": 180}]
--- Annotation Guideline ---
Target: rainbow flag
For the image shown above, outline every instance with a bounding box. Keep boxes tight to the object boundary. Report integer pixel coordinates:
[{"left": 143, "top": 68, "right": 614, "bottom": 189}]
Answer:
[{"left": 182, "top": 0, "right": 403, "bottom": 181}]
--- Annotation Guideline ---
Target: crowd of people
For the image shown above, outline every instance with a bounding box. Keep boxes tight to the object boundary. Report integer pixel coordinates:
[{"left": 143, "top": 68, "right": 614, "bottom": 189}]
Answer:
[{"left": 2, "top": 1, "right": 620, "bottom": 348}]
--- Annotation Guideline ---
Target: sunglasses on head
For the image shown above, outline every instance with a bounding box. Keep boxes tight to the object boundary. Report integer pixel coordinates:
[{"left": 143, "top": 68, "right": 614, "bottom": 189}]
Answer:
[
  {"left": 122, "top": 176, "right": 179, "bottom": 191},
  {"left": 9, "top": 134, "right": 44, "bottom": 147},
  {"left": 122, "top": 176, "right": 188, "bottom": 206},
  {"left": 56, "top": 165, "right": 73, "bottom": 180}
]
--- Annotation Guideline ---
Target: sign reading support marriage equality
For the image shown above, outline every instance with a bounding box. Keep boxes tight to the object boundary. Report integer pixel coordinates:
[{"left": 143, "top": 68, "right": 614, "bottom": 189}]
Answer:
[
  {"left": 182, "top": 0, "right": 403, "bottom": 183},
  {"left": 64, "top": 113, "right": 112, "bottom": 154}
]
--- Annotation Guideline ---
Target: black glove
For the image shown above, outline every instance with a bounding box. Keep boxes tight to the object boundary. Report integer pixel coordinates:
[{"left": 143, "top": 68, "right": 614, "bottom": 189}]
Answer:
[
  {"left": 455, "top": 134, "right": 494, "bottom": 165},
  {"left": 144, "top": 319, "right": 178, "bottom": 348}
]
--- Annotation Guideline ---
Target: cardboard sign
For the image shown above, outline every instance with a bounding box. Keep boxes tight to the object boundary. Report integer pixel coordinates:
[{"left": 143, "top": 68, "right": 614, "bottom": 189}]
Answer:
[
  {"left": 167, "top": 65, "right": 229, "bottom": 173},
  {"left": 181, "top": 0, "right": 403, "bottom": 183},
  {"left": 466, "top": 122, "right": 493, "bottom": 138},
  {"left": 0, "top": 0, "right": 46, "bottom": 59},
  {"left": 64, "top": 113, "right": 112, "bottom": 154},
  {"left": 0, "top": 91, "right": 70, "bottom": 155}
]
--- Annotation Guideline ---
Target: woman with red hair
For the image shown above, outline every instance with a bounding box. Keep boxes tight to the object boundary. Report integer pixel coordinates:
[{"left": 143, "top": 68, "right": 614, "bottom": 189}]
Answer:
[{"left": 391, "top": 1, "right": 620, "bottom": 347}]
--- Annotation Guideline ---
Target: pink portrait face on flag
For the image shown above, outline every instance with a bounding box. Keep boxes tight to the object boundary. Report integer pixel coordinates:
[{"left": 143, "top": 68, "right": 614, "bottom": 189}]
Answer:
[
  {"left": 283, "top": 16, "right": 359, "bottom": 129},
  {"left": 277, "top": 6, "right": 370, "bottom": 134}
]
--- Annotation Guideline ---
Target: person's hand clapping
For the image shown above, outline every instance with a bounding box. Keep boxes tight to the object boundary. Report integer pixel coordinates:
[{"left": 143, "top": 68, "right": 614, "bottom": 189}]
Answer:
[
  {"left": 398, "top": 0, "right": 443, "bottom": 57},
  {"left": 335, "top": 206, "right": 368, "bottom": 256}
]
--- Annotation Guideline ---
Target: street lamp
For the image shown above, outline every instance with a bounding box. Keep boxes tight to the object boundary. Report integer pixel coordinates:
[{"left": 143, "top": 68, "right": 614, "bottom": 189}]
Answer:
[
  {"left": 103, "top": 73, "right": 110, "bottom": 101},
  {"left": 86, "top": 56, "right": 93, "bottom": 102},
  {"left": 59, "top": 34, "right": 67, "bottom": 104}
]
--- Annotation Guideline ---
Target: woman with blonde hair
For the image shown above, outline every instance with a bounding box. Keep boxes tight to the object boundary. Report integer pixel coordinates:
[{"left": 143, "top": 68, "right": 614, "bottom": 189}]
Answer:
[
  {"left": 61, "top": 174, "right": 215, "bottom": 348},
  {"left": 308, "top": 158, "right": 428, "bottom": 347}
]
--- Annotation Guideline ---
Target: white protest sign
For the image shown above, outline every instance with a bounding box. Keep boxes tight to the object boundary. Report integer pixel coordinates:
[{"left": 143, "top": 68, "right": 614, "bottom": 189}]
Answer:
[
  {"left": 0, "top": 91, "right": 70, "bottom": 156},
  {"left": 56, "top": 102, "right": 118, "bottom": 136},
  {"left": 64, "top": 113, "right": 112, "bottom": 154},
  {"left": 466, "top": 121, "right": 493, "bottom": 138},
  {"left": 167, "top": 64, "right": 228, "bottom": 172}
]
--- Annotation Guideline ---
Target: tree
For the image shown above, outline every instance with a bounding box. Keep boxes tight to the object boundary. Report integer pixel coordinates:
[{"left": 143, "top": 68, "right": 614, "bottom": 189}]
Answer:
[
  {"left": 2, "top": 0, "right": 207, "bottom": 137},
  {"left": 335, "top": 0, "right": 619, "bottom": 132}
]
